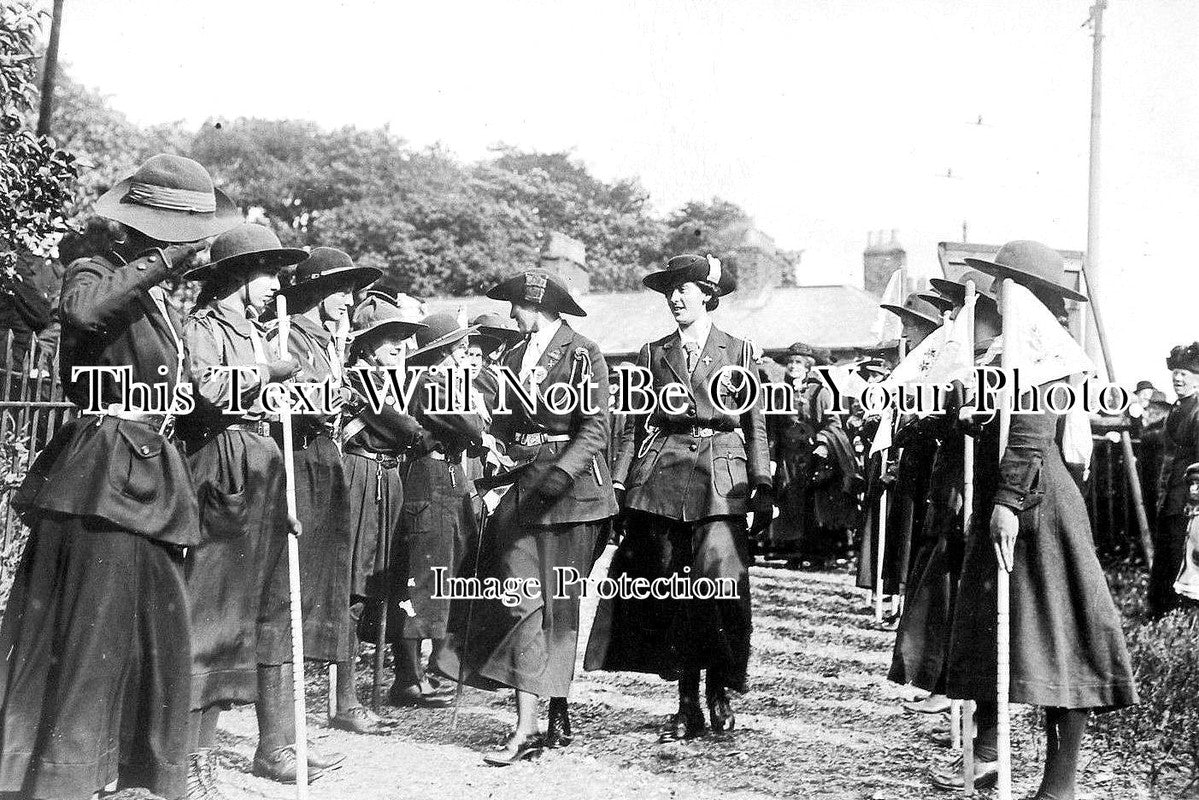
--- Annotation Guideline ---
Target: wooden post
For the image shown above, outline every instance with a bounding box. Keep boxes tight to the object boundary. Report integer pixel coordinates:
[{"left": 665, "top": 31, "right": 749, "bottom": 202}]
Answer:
[
  {"left": 36, "top": 0, "right": 65, "bottom": 137},
  {"left": 276, "top": 296, "right": 309, "bottom": 799},
  {"left": 961, "top": 279, "right": 977, "bottom": 791}
]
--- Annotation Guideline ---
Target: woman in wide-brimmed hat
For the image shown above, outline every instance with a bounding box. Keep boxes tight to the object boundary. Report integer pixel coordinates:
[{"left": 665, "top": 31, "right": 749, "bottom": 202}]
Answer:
[
  {"left": 261, "top": 247, "right": 384, "bottom": 772},
  {"left": 0, "top": 154, "right": 241, "bottom": 800},
  {"left": 933, "top": 240, "right": 1136, "bottom": 798},
  {"left": 182, "top": 223, "right": 357, "bottom": 782},
  {"left": 388, "top": 312, "right": 487, "bottom": 708},
  {"left": 338, "top": 296, "right": 432, "bottom": 726}
]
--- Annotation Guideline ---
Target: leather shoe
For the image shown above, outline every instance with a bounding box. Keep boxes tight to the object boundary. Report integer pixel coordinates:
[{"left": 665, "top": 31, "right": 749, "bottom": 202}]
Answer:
[
  {"left": 903, "top": 694, "right": 952, "bottom": 714},
  {"left": 544, "top": 698, "right": 574, "bottom": 748},
  {"left": 387, "top": 684, "right": 452, "bottom": 708},
  {"left": 251, "top": 744, "right": 341, "bottom": 784},
  {"left": 707, "top": 693, "right": 735, "bottom": 733},
  {"left": 928, "top": 755, "right": 999, "bottom": 791},
  {"left": 658, "top": 699, "right": 706, "bottom": 742},
  {"left": 330, "top": 705, "right": 398, "bottom": 735},
  {"left": 483, "top": 731, "right": 544, "bottom": 766}
]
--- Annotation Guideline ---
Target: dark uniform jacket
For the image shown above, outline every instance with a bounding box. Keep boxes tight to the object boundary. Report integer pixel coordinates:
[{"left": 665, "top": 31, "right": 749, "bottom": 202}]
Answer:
[
  {"left": 493, "top": 321, "right": 617, "bottom": 526},
  {"left": 614, "top": 326, "right": 770, "bottom": 522},
  {"left": 184, "top": 302, "right": 272, "bottom": 427},
  {"left": 15, "top": 251, "right": 199, "bottom": 546},
  {"left": 1158, "top": 393, "right": 1199, "bottom": 517},
  {"left": 341, "top": 366, "right": 431, "bottom": 457},
  {"left": 269, "top": 313, "right": 342, "bottom": 435}
]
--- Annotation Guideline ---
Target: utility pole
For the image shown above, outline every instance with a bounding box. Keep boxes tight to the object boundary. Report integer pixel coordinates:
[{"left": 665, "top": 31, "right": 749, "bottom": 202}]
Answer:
[
  {"left": 1083, "top": 0, "right": 1107, "bottom": 365},
  {"left": 36, "top": 0, "right": 65, "bottom": 138}
]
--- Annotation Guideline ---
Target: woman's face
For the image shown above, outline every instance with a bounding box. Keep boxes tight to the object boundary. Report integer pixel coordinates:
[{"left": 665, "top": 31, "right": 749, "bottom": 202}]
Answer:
[
  {"left": 319, "top": 289, "right": 354, "bottom": 324},
  {"left": 369, "top": 336, "right": 406, "bottom": 368},
  {"left": 666, "top": 282, "right": 709, "bottom": 326},
  {"left": 1173, "top": 369, "right": 1199, "bottom": 399},
  {"left": 785, "top": 355, "right": 811, "bottom": 381},
  {"left": 243, "top": 270, "right": 280, "bottom": 311}
]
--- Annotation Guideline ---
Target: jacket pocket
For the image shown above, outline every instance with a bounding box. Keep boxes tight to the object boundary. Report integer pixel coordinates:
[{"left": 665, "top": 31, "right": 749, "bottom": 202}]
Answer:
[
  {"left": 109, "top": 423, "right": 163, "bottom": 503},
  {"left": 713, "top": 453, "right": 749, "bottom": 498},
  {"left": 198, "top": 480, "right": 249, "bottom": 540}
]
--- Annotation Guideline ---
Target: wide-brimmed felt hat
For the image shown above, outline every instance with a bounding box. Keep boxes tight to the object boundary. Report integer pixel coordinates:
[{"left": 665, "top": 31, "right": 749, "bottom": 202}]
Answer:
[
  {"left": 880, "top": 292, "right": 943, "bottom": 329},
  {"left": 183, "top": 223, "right": 307, "bottom": 282},
  {"left": 274, "top": 247, "right": 381, "bottom": 308},
  {"left": 856, "top": 340, "right": 899, "bottom": 359},
  {"left": 643, "top": 253, "right": 737, "bottom": 297},
  {"left": 470, "top": 312, "right": 524, "bottom": 346},
  {"left": 1167, "top": 343, "right": 1199, "bottom": 374},
  {"left": 929, "top": 269, "right": 999, "bottom": 314},
  {"left": 94, "top": 154, "right": 241, "bottom": 243},
  {"left": 964, "top": 240, "right": 1087, "bottom": 303},
  {"left": 915, "top": 291, "right": 954, "bottom": 315},
  {"left": 349, "top": 294, "right": 427, "bottom": 354},
  {"left": 1134, "top": 380, "right": 1156, "bottom": 394},
  {"left": 408, "top": 313, "right": 479, "bottom": 364},
  {"left": 777, "top": 341, "right": 827, "bottom": 367},
  {"left": 486, "top": 268, "right": 586, "bottom": 316}
]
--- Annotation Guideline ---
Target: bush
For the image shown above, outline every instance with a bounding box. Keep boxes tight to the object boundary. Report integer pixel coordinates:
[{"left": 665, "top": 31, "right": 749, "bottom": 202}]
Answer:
[{"left": 1091, "top": 563, "right": 1199, "bottom": 795}]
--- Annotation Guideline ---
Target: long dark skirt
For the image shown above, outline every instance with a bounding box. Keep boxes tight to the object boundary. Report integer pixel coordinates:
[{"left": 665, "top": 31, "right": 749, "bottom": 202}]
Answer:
[
  {"left": 946, "top": 445, "right": 1138, "bottom": 710},
  {"left": 584, "top": 511, "right": 752, "bottom": 693},
  {"left": 260, "top": 434, "right": 352, "bottom": 664},
  {"left": 888, "top": 499, "right": 963, "bottom": 691},
  {"left": 435, "top": 496, "right": 599, "bottom": 697},
  {"left": 1148, "top": 513, "right": 1199, "bottom": 617},
  {"left": 187, "top": 428, "right": 288, "bottom": 707},
  {"left": 343, "top": 452, "right": 403, "bottom": 600},
  {"left": 392, "top": 457, "right": 476, "bottom": 641},
  {"left": 856, "top": 491, "right": 923, "bottom": 595},
  {"left": 0, "top": 518, "right": 191, "bottom": 800}
]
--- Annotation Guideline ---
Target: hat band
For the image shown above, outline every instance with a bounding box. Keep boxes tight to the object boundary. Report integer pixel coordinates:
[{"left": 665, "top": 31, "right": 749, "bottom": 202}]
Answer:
[{"left": 126, "top": 182, "right": 216, "bottom": 214}]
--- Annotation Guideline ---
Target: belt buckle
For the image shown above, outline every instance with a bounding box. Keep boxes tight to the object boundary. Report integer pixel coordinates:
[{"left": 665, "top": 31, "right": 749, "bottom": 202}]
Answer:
[{"left": 160, "top": 416, "right": 175, "bottom": 440}]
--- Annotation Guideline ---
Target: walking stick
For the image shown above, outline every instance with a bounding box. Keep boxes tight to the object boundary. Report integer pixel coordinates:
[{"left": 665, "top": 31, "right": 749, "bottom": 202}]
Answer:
[
  {"left": 874, "top": 474, "right": 889, "bottom": 623},
  {"left": 451, "top": 493, "right": 490, "bottom": 731},
  {"left": 1077, "top": 263, "right": 1153, "bottom": 564},
  {"left": 960, "top": 278, "right": 977, "bottom": 783},
  {"left": 372, "top": 461, "right": 391, "bottom": 710},
  {"left": 328, "top": 315, "right": 351, "bottom": 722},
  {"left": 275, "top": 295, "right": 310, "bottom": 798},
  {"left": 994, "top": 279, "right": 1014, "bottom": 800}
]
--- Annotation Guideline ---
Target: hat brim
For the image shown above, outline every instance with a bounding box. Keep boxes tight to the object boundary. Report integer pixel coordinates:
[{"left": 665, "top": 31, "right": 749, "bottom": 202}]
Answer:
[
  {"left": 486, "top": 282, "right": 587, "bottom": 317},
  {"left": 95, "top": 181, "right": 242, "bottom": 243},
  {"left": 642, "top": 269, "right": 734, "bottom": 297},
  {"left": 963, "top": 257, "right": 1088, "bottom": 303},
  {"left": 183, "top": 247, "right": 309, "bottom": 282},
  {"left": 408, "top": 324, "right": 480, "bottom": 364},
  {"left": 915, "top": 292, "right": 955, "bottom": 314},
  {"left": 473, "top": 326, "right": 524, "bottom": 345},
  {"left": 928, "top": 278, "right": 999, "bottom": 309},
  {"left": 879, "top": 303, "right": 942, "bottom": 329},
  {"left": 350, "top": 319, "right": 428, "bottom": 351}
]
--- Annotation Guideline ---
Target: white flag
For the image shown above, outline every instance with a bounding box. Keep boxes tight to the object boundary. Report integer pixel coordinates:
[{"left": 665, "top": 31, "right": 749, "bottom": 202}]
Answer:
[
  {"left": 871, "top": 269, "right": 906, "bottom": 342},
  {"left": 885, "top": 295, "right": 976, "bottom": 388},
  {"left": 1002, "top": 282, "right": 1095, "bottom": 386}
]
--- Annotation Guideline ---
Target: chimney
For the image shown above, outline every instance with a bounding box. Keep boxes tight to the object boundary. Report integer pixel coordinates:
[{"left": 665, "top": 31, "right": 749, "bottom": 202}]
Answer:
[
  {"left": 539, "top": 231, "right": 589, "bottom": 294},
  {"left": 863, "top": 229, "right": 907, "bottom": 296}
]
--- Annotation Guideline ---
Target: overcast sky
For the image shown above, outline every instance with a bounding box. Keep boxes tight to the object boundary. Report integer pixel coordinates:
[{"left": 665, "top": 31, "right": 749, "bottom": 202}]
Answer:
[{"left": 50, "top": 0, "right": 1199, "bottom": 384}]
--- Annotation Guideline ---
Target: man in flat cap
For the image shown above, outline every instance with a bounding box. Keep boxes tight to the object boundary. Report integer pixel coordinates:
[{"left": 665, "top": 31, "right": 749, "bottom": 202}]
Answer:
[
  {"left": 585, "top": 253, "right": 771, "bottom": 741},
  {"left": 436, "top": 268, "right": 616, "bottom": 764},
  {"left": 0, "top": 154, "right": 239, "bottom": 800}
]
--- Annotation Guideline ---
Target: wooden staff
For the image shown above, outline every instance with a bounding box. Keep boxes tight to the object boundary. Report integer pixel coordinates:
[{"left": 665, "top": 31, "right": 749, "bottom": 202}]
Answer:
[
  {"left": 994, "top": 279, "right": 1014, "bottom": 800},
  {"left": 960, "top": 279, "right": 977, "bottom": 786},
  {"left": 328, "top": 314, "right": 351, "bottom": 721},
  {"left": 275, "top": 295, "right": 309, "bottom": 798},
  {"left": 874, "top": 464, "right": 889, "bottom": 623}
]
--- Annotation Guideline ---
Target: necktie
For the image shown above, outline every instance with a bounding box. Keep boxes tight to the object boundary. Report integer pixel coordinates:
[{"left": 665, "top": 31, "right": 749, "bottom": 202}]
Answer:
[{"left": 683, "top": 341, "right": 700, "bottom": 374}]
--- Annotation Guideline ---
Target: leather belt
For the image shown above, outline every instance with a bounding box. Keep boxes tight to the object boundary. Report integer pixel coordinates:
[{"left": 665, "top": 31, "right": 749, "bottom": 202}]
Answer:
[
  {"left": 226, "top": 420, "right": 271, "bottom": 437},
  {"left": 343, "top": 445, "right": 402, "bottom": 469},
  {"left": 663, "top": 425, "right": 724, "bottom": 438},
  {"left": 269, "top": 422, "right": 326, "bottom": 450},
  {"left": 513, "top": 432, "right": 571, "bottom": 446}
]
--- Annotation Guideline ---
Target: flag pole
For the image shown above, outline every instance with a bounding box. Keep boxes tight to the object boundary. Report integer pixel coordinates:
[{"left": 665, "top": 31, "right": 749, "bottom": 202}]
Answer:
[
  {"left": 994, "top": 279, "right": 1014, "bottom": 800},
  {"left": 276, "top": 295, "right": 309, "bottom": 798},
  {"left": 944, "top": 302, "right": 963, "bottom": 752}
]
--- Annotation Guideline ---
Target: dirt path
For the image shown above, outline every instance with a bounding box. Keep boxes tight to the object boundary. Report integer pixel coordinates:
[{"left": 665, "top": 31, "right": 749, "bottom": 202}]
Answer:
[{"left": 212, "top": 558, "right": 1126, "bottom": 800}]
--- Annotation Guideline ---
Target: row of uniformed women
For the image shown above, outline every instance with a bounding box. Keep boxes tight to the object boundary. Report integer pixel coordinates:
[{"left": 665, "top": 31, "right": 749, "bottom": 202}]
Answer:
[{"left": 882, "top": 241, "right": 1137, "bottom": 800}]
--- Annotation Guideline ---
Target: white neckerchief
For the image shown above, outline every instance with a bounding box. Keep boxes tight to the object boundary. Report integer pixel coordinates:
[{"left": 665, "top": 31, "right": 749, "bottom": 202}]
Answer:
[{"left": 520, "top": 318, "right": 563, "bottom": 379}]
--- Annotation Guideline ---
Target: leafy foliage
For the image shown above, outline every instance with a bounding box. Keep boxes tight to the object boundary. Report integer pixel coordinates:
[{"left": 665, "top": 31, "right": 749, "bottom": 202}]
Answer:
[{"left": 0, "top": 0, "right": 77, "bottom": 274}]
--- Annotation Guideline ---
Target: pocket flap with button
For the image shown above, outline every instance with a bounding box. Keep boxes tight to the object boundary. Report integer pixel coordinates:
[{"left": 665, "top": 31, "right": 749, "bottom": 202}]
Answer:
[{"left": 117, "top": 423, "right": 164, "bottom": 459}]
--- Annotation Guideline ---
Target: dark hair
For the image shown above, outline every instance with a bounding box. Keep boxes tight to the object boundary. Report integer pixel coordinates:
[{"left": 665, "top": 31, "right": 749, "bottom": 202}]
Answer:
[{"left": 696, "top": 280, "right": 720, "bottom": 311}]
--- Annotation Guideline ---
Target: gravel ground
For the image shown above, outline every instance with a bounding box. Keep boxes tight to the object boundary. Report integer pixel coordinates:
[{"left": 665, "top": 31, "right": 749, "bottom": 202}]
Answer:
[{"left": 210, "top": 554, "right": 1148, "bottom": 800}]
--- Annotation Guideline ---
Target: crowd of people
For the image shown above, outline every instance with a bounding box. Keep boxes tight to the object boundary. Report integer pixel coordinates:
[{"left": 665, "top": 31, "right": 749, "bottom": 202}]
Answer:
[{"left": 2, "top": 151, "right": 1194, "bottom": 800}]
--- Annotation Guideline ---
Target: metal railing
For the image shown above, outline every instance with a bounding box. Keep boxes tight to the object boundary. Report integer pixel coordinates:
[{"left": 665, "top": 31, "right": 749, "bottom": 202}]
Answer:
[{"left": 1, "top": 328, "right": 77, "bottom": 551}]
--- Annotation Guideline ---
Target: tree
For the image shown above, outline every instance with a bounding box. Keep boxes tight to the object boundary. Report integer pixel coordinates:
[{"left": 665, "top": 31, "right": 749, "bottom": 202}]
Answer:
[
  {"left": 1, "top": 0, "right": 77, "bottom": 271},
  {"left": 660, "top": 197, "right": 753, "bottom": 259}
]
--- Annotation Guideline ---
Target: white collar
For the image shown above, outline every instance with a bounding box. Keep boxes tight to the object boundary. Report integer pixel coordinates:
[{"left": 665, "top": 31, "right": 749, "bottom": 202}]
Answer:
[
  {"left": 529, "top": 318, "right": 563, "bottom": 350},
  {"left": 678, "top": 316, "right": 712, "bottom": 349}
]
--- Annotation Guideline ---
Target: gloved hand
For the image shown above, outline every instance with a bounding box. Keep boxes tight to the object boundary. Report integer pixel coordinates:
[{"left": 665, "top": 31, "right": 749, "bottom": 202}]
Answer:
[
  {"left": 749, "top": 485, "right": 774, "bottom": 535},
  {"left": 262, "top": 358, "right": 300, "bottom": 383},
  {"left": 145, "top": 240, "right": 210, "bottom": 274}
]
